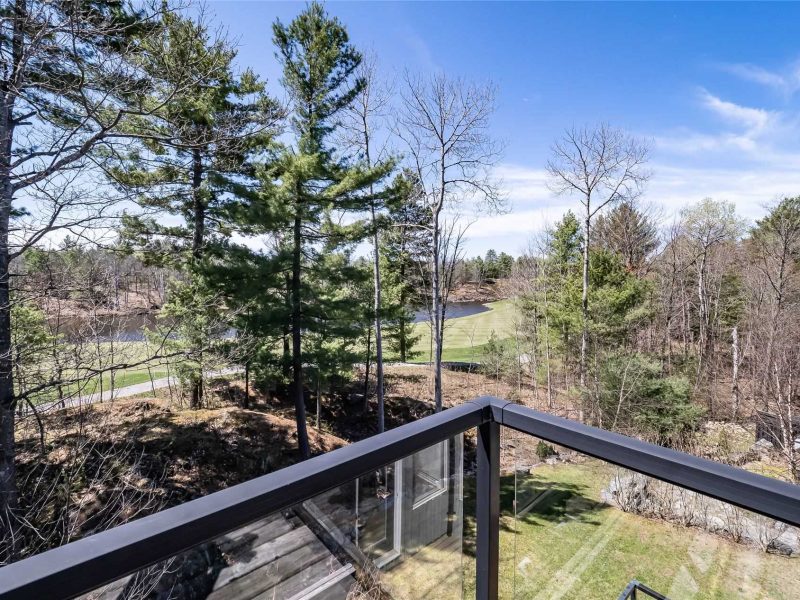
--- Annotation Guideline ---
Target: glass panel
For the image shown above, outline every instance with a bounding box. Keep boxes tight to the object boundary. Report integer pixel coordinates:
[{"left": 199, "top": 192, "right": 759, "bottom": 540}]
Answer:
[
  {"left": 412, "top": 441, "right": 448, "bottom": 507},
  {"left": 504, "top": 429, "right": 800, "bottom": 600},
  {"left": 83, "top": 433, "right": 466, "bottom": 600}
]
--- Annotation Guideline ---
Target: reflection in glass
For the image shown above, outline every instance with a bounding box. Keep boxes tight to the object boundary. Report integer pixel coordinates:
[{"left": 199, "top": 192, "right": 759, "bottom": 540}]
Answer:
[
  {"left": 505, "top": 429, "right": 800, "bottom": 600},
  {"left": 85, "top": 434, "right": 466, "bottom": 600}
]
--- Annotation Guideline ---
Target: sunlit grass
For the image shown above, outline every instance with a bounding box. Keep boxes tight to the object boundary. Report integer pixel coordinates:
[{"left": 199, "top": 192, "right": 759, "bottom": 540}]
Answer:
[
  {"left": 409, "top": 300, "right": 517, "bottom": 363},
  {"left": 462, "top": 459, "right": 800, "bottom": 599}
]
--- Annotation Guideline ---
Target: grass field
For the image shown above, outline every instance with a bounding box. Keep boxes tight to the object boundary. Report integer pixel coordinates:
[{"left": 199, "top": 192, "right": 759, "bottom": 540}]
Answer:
[
  {"left": 28, "top": 340, "right": 175, "bottom": 404},
  {"left": 409, "top": 299, "right": 517, "bottom": 363},
  {"left": 462, "top": 459, "right": 799, "bottom": 599}
]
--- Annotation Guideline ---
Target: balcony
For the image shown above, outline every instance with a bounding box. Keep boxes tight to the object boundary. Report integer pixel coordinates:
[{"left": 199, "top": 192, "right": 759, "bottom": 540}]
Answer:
[{"left": 0, "top": 397, "right": 798, "bottom": 599}]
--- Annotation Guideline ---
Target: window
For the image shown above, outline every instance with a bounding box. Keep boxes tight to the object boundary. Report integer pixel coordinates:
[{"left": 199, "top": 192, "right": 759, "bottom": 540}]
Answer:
[{"left": 412, "top": 441, "right": 448, "bottom": 507}]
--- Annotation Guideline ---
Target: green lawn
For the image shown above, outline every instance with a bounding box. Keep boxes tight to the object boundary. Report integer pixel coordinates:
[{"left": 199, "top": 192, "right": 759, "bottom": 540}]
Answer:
[
  {"left": 28, "top": 340, "right": 176, "bottom": 404},
  {"left": 463, "top": 460, "right": 799, "bottom": 599},
  {"left": 66, "top": 365, "right": 172, "bottom": 397},
  {"left": 409, "top": 299, "right": 518, "bottom": 363}
]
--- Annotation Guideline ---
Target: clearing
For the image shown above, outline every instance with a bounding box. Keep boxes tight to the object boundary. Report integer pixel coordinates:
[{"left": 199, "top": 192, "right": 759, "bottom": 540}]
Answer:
[{"left": 410, "top": 299, "right": 518, "bottom": 363}]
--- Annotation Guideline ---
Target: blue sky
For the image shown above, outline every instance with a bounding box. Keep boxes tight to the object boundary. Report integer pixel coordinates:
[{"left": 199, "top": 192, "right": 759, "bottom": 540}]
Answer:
[{"left": 208, "top": 1, "right": 800, "bottom": 256}]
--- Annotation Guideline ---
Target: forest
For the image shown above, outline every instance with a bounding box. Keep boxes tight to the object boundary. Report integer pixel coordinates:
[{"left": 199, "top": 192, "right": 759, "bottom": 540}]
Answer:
[{"left": 0, "top": 0, "right": 798, "bottom": 586}]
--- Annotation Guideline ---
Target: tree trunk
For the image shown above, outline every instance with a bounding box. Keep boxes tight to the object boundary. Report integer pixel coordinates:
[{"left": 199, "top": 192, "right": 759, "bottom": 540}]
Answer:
[
  {"left": 189, "top": 147, "right": 204, "bottom": 409},
  {"left": 0, "top": 222, "right": 14, "bottom": 548},
  {"left": 399, "top": 260, "right": 407, "bottom": 363},
  {"left": 363, "top": 326, "right": 371, "bottom": 412},
  {"left": 695, "top": 252, "right": 714, "bottom": 414},
  {"left": 371, "top": 205, "right": 385, "bottom": 433},
  {"left": 579, "top": 211, "right": 590, "bottom": 421},
  {"left": 731, "top": 325, "right": 740, "bottom": 421},
  {"left": 431, "top": 208, "right": 443, "bottom": 411},
  {"left": 191, "top": 148, "right": 205, "bottom": 261},
  {"left": 762, "top": 249, "right": 786, "bottom": 411},
  {"left": 244, "top": 362, "right": 250, "bottom": 410},
  {"left": 282, "top": 272, "right": 291, "bottom": 384},
  {"left": 316, "top": 371, "right": 321, "bottom": 430},
  {"left": 0, "top": 11, "right": 18, "bottom": 544},
  {"left": 291, "top": 211, "right": 310, "bottom": 459},
  {"left": 543, "top": 285, "right": 553, "bottom": 410}
]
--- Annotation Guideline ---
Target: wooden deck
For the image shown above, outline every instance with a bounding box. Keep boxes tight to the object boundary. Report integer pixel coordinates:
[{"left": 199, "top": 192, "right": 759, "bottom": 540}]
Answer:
[
  {"left": 80, "top": 478, "right": 462, "bottom": 600},
  {"left": 84, "top": 511, "right": 356, "bottom": 600},
  {"left": 208, "top": 511, "right": 355, "bottom": 600}
]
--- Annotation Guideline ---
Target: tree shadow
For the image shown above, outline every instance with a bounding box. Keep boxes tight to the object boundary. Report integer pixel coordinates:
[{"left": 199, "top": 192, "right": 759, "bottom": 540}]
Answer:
[
  {"left": 12, "top": 401, "right": 333, "bottom": 563},
  {"left": 461, "top": 473, "right": 606, "bottom": 559}
]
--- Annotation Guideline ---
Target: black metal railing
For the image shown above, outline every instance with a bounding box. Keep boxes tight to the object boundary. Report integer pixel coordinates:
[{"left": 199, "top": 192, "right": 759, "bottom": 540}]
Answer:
[
  {"left": 617, "top": 579, "right": 669, "bottom": 600},
  {"left": 0, "top": 396, "right": 799, "bottom": 600}
]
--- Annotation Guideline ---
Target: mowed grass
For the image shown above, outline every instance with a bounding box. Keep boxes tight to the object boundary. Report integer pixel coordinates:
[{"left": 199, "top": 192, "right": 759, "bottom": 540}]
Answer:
[
  {"left": 409, "top": 299, "right": 518, "bottom": 363},
  {"left": 28, "top": 341, "right": 174, "bottom": 404},
  {"left": 463, "top": 459, "right": 799, "bottom": 599},
  {"left": 64, "top": 365, "right": 172, "bottom": 398}
]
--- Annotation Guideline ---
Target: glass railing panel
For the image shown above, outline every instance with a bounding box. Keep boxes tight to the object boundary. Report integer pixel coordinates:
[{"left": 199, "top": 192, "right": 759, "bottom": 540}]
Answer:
[
  {"left": 83, "top": 433, "right": 467, "bottom": 600},
  {"left": 505, "top": 428, "right": 800, "bottom": 599}
]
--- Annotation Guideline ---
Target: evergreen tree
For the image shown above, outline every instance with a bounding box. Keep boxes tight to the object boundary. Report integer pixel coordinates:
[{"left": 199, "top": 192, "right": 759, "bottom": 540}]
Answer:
[
  {"left": 593, "top": 200, "right": 659, "bottom": 274},
  {"left": 381, "top": 170, "right": 429, "bottom": 362},
  {"left": 542, "top": 212, "right": 584, "bottom": 362},
  {"left": 112, "top": 11, "right": 282, "bottom": 407},
  {"left": 484, "top": 249, "right": 499, "bottom": 279},
  {"left": 595, "top": 353, "right": 701, "bottom": 446},
  {"left": 497, "top": 252, "right": 514, "bottom": 278},
  {"left": 272, "top": 3, "right": 393, "bottom": 457}
]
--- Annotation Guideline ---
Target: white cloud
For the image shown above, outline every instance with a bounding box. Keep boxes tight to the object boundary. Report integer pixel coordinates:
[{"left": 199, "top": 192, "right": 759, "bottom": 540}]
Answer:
[
  {"left": 463, "top": 207, "right": 569, "bottom": 239},
  {"left": 654, "top": 129, "right": 758, "bottom": 155},
  {"left": 469, "top": 161, "right": 800, "bottom": 246},
  {"left": 648, "top": 163, "right": 800, "bottom": 221},
  {"left": 719, "top": 60, "right": 800, "bottom": 96},
  {"left": 699, "top": 89, "right": 775, "bottom": 133},
  {"left": 492, "top": 164, "right": 551, "bottom": 207},
  {"left": 654, "top": 89, "right": 800, "bottom": 165}
]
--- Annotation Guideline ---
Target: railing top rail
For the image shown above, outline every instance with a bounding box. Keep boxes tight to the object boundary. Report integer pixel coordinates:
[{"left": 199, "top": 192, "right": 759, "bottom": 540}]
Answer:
[
  {"left": 499, "top": 403, "right": 800, "bottom": 530},
  {"left": 0, "top": 399, "right": 489, "bottom": 600},
  {"left": 1, "top": 396, "right": 799, "bottom": 600}
]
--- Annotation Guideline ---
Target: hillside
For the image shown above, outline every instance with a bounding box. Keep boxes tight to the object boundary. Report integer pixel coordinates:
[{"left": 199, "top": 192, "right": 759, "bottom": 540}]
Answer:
[{"left": 14, "top": 398, "right": 345, "bottom": 557}]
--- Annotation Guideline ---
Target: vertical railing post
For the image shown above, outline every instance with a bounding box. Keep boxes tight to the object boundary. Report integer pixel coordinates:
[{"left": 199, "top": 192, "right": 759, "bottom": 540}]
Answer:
[{"left": 476, "top": 420, "right": 499, "bottom": 600}]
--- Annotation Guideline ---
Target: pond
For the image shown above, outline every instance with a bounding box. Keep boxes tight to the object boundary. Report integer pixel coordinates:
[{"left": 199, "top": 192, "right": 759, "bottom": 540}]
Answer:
[
  {"left": 50, "top": 301, "right": 492, "bottom": 342},
  {"left": 50, "top": 313, "right": 162, "bottom": 342},
  {"left": 412, "top": 301, "right": 490, "bottom": 324}
]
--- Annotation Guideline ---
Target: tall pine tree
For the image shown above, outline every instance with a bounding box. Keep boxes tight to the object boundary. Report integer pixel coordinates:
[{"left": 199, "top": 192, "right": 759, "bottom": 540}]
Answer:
[
  {"left": 112, "top": 11, "right": 282, "bottom": 407},
  {"left": 381, "top": 170, "right": 428, "bottom": 362},
  {"left": 272, "top": 3, "right": 393, "bottom": 457}
]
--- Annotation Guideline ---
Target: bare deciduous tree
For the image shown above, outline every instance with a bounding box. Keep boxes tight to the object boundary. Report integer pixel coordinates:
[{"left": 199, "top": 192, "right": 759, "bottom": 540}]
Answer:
[
  {"left": 546, "top": 124, "right": 650, "bottom": 407},
  {"left": 396, "top": 72, "right": 502, "bottom": 410},
  {"left": 338, "top": 54, "right": 393, "bottom": 432},
  {"left": 0, "top": 0, "right": 215, "bottom": 545},
  {"left": 680, "top": 198, "right": 744, "bottom": 405}
]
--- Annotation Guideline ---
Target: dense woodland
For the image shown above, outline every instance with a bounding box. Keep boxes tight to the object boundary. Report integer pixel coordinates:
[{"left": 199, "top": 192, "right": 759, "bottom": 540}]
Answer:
[{"left": 0, "top": 0, "right": 798, "bottom": 570}]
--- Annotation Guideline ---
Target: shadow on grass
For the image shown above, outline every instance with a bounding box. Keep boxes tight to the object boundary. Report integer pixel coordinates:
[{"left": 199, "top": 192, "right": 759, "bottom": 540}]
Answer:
[{"left": 462, "top": 472, "right": 606, "bottom": 558}]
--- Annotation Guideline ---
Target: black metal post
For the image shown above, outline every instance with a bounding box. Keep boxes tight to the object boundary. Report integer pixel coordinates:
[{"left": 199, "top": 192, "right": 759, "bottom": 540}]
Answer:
[{"left": 476, "top": 421, "right": 500, "bottom": 600}]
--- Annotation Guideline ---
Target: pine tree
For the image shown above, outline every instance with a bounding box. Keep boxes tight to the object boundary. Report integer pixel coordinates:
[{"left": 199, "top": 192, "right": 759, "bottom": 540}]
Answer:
[
  {"left": 381, "top": 170, "right": 429, "bottom": 362},
  {"left": 484, "top": 249, "right": 499, "bottom": 279},
  {"left": 593, "top": 200, "right": 659, "bottom": 274},
  {"left": 272, "top": 3, "right": 393, "bottom": 458},
  {"left": 497, "top": 252, "right": 514, "bottom": 278},
  {"left": 112, "top": 11, "right": 282, "bottom": 407}
]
